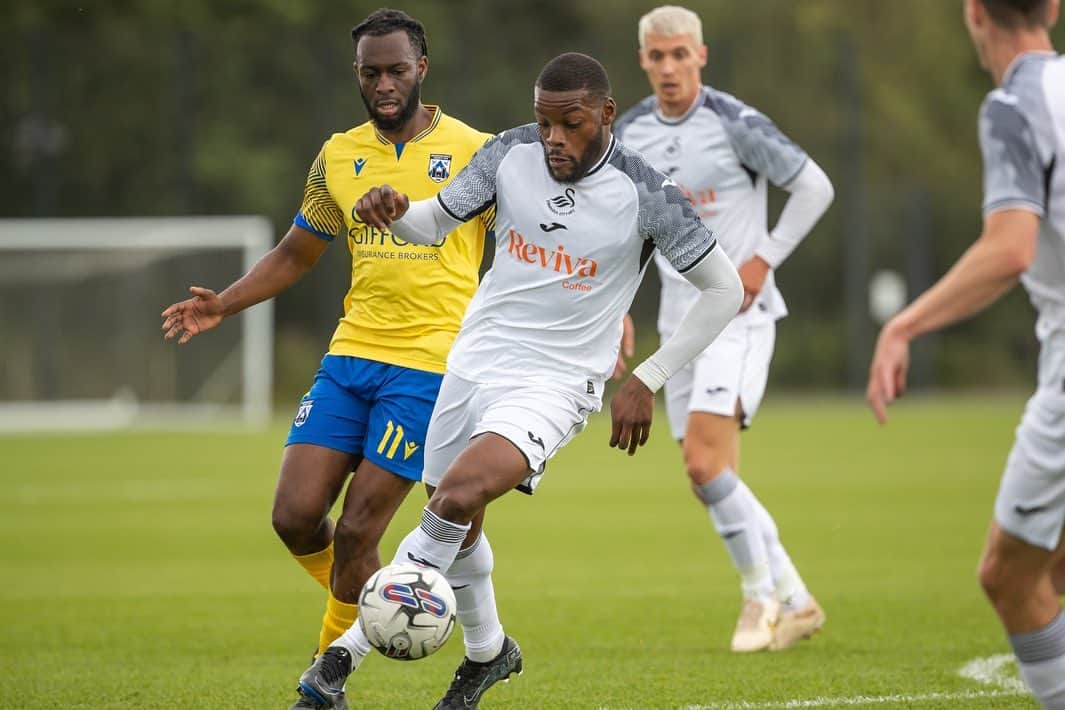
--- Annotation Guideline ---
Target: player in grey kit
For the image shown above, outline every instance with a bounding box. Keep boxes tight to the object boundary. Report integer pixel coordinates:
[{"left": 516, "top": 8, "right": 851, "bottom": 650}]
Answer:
[
  {"left": 868, "top": 1, "right": 1065, "bottom": 707},
  {"left": 615, "top": 5, "right": 834, "bottom": 652}
]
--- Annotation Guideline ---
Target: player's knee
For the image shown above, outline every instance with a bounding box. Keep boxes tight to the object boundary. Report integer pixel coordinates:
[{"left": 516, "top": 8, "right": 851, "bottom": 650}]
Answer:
[
  {"left": 427, "top": 484, "right": 482, "bottom": 524},
  {"left": 333, "top": 508, "right": 385, "bottom": 556},
  {"left": 271, "top": 499, "right": 321, "bottom": 548},
  {"left": 683, "top": 448, "right": 730, "bottom": 489},
  {"left": 978, "top": 550, "right": 1021, "bottom": 604},
  {"left": 1052, "top": 558, "right": 1065, "bottom": 595}
]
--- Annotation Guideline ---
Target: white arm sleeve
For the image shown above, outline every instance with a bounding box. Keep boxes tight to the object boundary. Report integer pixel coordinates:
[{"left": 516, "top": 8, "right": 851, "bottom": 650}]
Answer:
[
  {"left": 753, "top": 158, "right": 834, "bottom": 269},
  {"left": 631, "top": 246, "right": 743, "bottom": 393},
  {"left": 389, "top": 196, "right": 465, "bottom": 246}
]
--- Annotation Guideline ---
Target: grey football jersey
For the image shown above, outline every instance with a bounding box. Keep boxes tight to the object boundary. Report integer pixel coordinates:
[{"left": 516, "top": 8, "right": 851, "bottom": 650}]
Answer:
[
  {"left": 435, "top": 124, "right": 716, "bottom": 392},
  {"left": 616, "top": 86, "right": 807, "bottom": 332},
  {"left": 979, "top": 52, "right": 1065, "bottom": 340}
]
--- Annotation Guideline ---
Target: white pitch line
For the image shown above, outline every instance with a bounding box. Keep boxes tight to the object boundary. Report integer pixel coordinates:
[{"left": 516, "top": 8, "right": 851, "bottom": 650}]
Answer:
[
  {"left": 598, "top": 654, "right": 1029, "bottom": 710},
  {"left": 677, "top": 689, "right": 1023, "bottom": 709}
]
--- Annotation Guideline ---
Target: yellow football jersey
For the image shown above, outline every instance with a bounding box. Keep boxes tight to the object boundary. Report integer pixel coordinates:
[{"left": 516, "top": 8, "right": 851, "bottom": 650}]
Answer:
[{"left": 295, "top": 107, "right": 493, "bottom": 373}]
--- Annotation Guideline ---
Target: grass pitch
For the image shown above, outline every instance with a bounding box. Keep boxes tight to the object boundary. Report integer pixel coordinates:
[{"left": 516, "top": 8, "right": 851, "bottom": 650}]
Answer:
[{"left": 0, "top": 396, "right": 1040, "bottom": 708}]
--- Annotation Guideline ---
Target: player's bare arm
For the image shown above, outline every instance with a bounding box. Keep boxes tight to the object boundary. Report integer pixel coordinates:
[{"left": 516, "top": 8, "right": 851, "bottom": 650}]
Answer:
[
  {"left": 161, "top": 224, "right": 327, "bottom": 344},
  {"left": 354, "top": 184, "right": 410, "bottom": 230},
  {"left": 867, "top": 209, "right": 1039, "bottom": 424}
]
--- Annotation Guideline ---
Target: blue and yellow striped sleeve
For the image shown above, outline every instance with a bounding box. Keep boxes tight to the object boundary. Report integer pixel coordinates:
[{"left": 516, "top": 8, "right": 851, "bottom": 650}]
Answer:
[{"left": 294, "top": 146, "right": 344, "bottom": 240}]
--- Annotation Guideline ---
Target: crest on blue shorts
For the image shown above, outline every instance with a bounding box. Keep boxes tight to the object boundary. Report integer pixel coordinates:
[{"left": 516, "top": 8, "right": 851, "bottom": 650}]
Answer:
[
  {"left": 294, "top": 399, "right": 313, "bottom": 427},
  {"left": 428, "top": 154, "right": 452, "bottom": 182}
]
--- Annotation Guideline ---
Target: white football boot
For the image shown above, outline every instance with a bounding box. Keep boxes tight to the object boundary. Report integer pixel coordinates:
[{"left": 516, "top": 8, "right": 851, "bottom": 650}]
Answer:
[
  {"left": 730, "top": 596, "right": 779, "bottom": 653},
  {"left": 770, "top": 596, "right": 826, "bottom": 651}
]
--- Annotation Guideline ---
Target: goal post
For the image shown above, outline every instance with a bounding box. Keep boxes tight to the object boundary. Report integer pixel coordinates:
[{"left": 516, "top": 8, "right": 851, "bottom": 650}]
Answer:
[{"left": 0, "top": 216, "right": 274, "bottom": 431}]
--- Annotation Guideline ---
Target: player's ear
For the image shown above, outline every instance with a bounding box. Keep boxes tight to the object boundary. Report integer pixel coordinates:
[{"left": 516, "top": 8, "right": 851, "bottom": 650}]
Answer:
[
  {"left": 601, "top": 97, "right": 617, "bottom": 126},
  {"left": 966, "top": 0, "right": 986, "bottom": 30},
  {"left": 417, "top": 55, "right": 428, "bottom": 83},
  {"left": 1047, "top": 0, "right": 1060, "bottom": 28},
  {"left": 698, "top": 43, "right": 708, "bottom": 69}
]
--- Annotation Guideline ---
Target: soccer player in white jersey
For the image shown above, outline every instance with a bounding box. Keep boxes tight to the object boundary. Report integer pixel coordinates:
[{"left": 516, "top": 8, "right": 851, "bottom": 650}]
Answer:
[
  {"left": 614, "top": 6, "right": 835, "bottom": 653},
  {"left": 292, "top": 52, "right": 744, "bottom": 709},
  {"left": 867, "top": 0, "right": 1064, "bottom": 706}
]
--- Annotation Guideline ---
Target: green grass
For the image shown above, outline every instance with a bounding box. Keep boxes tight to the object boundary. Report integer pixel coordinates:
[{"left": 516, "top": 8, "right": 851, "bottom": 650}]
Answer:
[{"left": 0, "top": 395, "right": 1042, "bottom": 708}]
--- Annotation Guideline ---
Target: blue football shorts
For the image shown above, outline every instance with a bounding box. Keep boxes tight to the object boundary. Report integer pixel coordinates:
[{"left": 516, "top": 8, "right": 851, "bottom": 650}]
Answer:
[{"left": 285, "top": 354, "right": 444, "bottom": 481}]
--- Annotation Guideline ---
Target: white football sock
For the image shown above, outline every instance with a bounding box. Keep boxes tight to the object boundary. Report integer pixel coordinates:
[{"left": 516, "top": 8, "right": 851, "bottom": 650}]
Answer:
[
  {"left": 744, "top": 481, "right": 810, "bottom": 610},
  {"left": 330, "top": 617, "right": 373, "bottom": 672},
  {"left": 696, "top": 469, "right": 773, "bottom": 600},
  {"left": 391, "top": 507, "right": 470, "bottom": 572},
  {"left": 448, "top": 533, "right": 505, "bottom": 662}
]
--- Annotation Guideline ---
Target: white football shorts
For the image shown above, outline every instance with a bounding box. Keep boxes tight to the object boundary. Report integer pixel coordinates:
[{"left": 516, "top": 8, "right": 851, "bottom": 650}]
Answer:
[
  {"left": 422, "top": 372, "right": 599, "bottom": 494},
  {"left": 662, "top": 318, "right": 776, "bottom": 440},
  {"left": 994, "top": 332, "right": 1065, "bottom": 551}
]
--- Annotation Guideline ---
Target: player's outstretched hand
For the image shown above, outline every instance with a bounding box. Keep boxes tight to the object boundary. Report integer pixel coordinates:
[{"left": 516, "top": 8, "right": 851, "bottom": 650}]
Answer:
[
  {"left": 866, "top": 320, "right": 910, "bottom": 425},
  {"left": 161, "top": 286, "right": 224, "bottom": 344},
  {"left": 610, "top": 375, "right": 654, "bottom": 456},
  {"left": 737, "top": 256, "right": 770, "bottom": 313},
  {"left": 612, "top": 313, "right": 636, "bottom": 380},
  {"left": 355, "top": 185, "right": 410, "bottom": 231}
]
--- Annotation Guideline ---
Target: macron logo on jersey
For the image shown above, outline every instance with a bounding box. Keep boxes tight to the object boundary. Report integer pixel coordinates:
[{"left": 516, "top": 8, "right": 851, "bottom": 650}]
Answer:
[{"left": 506, "top": 229, "right": 598, "bottom": 277}]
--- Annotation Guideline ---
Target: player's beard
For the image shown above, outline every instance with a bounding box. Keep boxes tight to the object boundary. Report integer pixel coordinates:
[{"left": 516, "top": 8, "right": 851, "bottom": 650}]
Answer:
[
  {"left": 546, "top": 129, "right": 606, "bottom": 184},
  {"left": 362, "top": 80, "right": 422, "bottom": 132}
]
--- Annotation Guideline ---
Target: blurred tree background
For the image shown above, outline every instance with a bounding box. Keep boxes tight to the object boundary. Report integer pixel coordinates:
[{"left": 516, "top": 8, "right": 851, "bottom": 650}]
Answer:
[{"left": 4, "top": 0, "right": 1062, "bottom": 401}]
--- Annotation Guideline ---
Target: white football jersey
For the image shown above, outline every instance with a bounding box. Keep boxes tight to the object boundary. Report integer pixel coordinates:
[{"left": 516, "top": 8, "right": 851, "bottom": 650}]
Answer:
[
  {"left": 615, "top": 86, "right": 808, "bottom": 332},
  {"left": 436, "top": 124, "right": 716, "bottom": 395},
  {"left": 979, "top": 52, "right": 1065, "bottom": 341}
]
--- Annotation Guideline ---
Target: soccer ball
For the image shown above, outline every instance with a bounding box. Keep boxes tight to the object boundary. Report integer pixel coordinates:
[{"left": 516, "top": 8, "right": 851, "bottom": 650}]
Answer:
[{"left": 357, "top": 563, "right": 457, "bottom": 660}]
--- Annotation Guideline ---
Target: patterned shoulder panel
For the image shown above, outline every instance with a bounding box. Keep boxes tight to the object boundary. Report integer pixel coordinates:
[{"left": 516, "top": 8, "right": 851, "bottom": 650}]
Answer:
[
  {"left": 703, "top": 87, "right": 807, "bottom": 187},
  {"left": 295, "top": 142, "right": 344, "bottom": 240},
  {"left": 979, "top": 89, "right": 1047, "bottom": 217},
  {"left": 437, "top": 123, "right": 542, "bottom": 222},
  {"left": 614, "top": 95, "right": 657, "bottom": 142},
  {"left": 607, "top": 142, "right": 715, "bottom": 273}
]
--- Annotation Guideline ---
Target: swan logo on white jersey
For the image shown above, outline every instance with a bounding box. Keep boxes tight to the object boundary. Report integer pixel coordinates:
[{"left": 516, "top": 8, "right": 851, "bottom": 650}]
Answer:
[
  {"left": 665, "top": 136, "right": 681, "bottom": 159},
  {"left": 546, "top": 187, "right": 577, "bottom": 215}
]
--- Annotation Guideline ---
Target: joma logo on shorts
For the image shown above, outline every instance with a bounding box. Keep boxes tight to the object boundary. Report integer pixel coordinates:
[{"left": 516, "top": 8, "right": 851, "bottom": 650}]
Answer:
[{"left": 506, "top": 229, "right": 597, "bottom": 277}]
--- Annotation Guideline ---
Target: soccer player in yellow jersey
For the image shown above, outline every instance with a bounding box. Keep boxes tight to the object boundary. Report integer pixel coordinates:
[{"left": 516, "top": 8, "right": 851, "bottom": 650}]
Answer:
[{"left": 160, "top": 10, "right": 491, "bottom": 708}]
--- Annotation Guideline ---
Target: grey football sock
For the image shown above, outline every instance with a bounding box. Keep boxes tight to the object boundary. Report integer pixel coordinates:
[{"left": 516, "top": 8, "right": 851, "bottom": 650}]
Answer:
[{"left": 1010, "top": 612, "right": 1065, "bottom": 709}]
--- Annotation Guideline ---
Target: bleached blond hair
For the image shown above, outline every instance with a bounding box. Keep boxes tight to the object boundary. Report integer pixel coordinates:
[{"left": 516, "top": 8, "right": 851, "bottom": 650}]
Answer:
[{"left": 637, "top": 5, "right": 703, "bottom": 48}]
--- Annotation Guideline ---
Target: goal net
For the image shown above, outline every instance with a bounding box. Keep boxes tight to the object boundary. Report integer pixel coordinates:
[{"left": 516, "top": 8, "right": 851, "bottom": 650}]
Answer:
[{"left": 0, "top": 217, "right": 274, "bottom": 431}]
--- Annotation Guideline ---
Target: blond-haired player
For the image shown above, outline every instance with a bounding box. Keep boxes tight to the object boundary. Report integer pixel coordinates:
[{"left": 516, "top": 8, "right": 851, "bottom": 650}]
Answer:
[{"left": 615, "top": 5, "right": 834, "bottom": 652}]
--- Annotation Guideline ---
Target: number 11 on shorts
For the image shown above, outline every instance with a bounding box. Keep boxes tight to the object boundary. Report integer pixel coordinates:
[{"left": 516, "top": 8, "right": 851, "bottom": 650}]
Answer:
[{"left": 377, "top": 420, "right": 405, "bottom": 459}]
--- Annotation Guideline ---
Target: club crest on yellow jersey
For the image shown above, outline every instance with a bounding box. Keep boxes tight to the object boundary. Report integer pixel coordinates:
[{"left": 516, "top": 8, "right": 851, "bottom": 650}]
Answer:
[{"left": 428, "top": 154, "right": 451, "bottom": 182}]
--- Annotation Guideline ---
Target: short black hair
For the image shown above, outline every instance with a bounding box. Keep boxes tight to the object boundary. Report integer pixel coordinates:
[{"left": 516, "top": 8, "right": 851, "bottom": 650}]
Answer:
[
  {"left": 351, "top": 8, "right": 428, "bottom": 59},
  {"left": 536, "top": 52, "right": 611, "bottom": 101},
  {"left": 979, "top": 0, "right": 1051, "bottom": 28}
]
